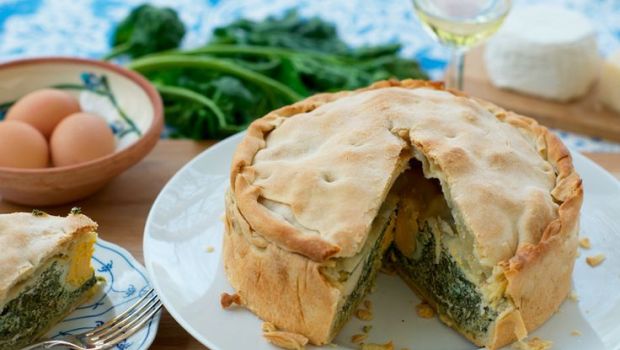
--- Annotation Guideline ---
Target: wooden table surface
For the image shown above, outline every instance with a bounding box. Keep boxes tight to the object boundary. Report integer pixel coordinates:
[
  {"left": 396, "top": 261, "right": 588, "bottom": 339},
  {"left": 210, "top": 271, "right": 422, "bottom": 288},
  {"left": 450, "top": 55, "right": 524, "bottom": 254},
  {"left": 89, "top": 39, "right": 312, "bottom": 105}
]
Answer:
[
  {"left": 1, "top": 140, "right": 619, "bottom": 350},
  {"left": 463, "top": 47, "right": 620, "bottom": 143}
]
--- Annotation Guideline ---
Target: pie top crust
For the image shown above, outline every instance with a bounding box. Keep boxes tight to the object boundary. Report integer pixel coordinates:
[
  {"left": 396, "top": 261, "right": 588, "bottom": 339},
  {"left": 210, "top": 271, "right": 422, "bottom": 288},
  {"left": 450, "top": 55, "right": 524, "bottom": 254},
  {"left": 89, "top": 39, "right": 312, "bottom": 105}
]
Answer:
[
  {"left": 0, "top": 212, "right": 97, "bottom": 304},
  {"left": 230, "top": 80, "right": 582, "bottom": 266}
]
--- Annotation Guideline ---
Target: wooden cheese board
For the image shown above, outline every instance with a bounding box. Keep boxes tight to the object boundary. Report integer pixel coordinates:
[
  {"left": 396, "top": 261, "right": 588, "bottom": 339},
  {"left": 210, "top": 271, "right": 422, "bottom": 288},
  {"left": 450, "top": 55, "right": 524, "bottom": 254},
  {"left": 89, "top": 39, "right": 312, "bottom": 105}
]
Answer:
[{"left": 461, "top": 46, "right": 620, "bottom": 142}]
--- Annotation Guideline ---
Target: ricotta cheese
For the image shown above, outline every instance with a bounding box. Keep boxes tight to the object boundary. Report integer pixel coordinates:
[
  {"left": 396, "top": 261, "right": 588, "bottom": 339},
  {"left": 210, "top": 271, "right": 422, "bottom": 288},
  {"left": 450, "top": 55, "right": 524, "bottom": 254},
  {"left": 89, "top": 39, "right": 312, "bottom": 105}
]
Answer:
[{"left": 484, "top": 5, "right": 599, "bottom": 101}]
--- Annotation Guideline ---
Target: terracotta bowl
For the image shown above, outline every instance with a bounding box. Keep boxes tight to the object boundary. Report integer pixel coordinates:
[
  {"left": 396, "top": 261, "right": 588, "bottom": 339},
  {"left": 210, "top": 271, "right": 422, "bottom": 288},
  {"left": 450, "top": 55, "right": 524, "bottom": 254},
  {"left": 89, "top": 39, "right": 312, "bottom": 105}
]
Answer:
[{"left": 0, "top": 57, "right": 163, "bottom": 206}]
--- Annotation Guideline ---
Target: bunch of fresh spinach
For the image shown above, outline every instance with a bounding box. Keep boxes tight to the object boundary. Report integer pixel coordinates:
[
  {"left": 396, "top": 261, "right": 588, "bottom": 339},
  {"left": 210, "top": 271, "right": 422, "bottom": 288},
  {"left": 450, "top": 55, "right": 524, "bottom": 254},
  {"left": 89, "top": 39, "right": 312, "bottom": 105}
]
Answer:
[{"left": 108, "top": 6, "right": 427, "bottom": 139}]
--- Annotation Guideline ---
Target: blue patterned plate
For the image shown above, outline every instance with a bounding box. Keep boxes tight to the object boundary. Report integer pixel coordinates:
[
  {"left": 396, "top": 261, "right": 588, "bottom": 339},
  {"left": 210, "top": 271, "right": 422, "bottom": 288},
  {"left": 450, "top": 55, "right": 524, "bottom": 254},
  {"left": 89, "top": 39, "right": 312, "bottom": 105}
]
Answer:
[{"left": 44, "top": 238, "right": 160, "bottom": 350}]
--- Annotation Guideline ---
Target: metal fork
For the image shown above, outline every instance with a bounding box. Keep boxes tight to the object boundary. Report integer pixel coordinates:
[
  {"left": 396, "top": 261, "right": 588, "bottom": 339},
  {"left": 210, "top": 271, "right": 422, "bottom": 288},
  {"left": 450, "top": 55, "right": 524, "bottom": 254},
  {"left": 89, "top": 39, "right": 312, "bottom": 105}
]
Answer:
[{"left": 21, "top": 288, "right": 162, "bottom": 350}]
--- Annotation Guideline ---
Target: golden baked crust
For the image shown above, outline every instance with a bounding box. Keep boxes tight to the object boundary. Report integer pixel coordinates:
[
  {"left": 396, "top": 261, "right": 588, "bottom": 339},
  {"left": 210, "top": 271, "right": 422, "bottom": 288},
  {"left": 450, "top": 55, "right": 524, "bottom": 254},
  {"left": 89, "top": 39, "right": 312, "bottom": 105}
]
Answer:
[
  {"left": 474, "top": 100, "right": 582, "bottom": 349},
  {"left": 224, "top": 190, "right": 340, "bottom": 344},
  {"left": 225, "top": 80, "right": 582, "bottom": 348},
  {"left": 0, "top": 212, "right": 98, "bottom": 306}
]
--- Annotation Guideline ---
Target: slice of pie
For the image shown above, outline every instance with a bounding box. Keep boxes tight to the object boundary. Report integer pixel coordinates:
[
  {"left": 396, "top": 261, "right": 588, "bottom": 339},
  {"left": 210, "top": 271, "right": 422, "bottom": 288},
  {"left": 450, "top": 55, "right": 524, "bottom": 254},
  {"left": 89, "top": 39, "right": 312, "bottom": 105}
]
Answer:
[
  {"left": 223, "top": 80, "right": 582, "bottom": 349},
  {"left": 0, "top": 210, "right": 99, "bottom": 350}
]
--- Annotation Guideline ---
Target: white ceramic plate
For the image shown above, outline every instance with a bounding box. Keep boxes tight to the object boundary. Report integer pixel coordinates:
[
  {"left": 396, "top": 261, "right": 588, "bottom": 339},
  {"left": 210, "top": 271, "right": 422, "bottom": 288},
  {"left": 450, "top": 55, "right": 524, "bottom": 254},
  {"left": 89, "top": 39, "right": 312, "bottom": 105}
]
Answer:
[
  {"left": 45, "top": 238, "right": 161, "bottom": 350},
  {"left": 144, "top": 133, "right": 620, "bottom": 350}
]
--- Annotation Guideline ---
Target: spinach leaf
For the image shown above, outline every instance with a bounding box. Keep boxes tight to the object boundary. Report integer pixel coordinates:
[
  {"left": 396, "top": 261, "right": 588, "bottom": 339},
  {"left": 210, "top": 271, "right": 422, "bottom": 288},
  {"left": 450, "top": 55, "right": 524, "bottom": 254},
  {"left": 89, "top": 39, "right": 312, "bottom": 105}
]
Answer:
[
  {"left": 111, "top": 7, "right": 428, "bottom": 139},
  {"left": 212, "top": 10, "right": 351, "bottom": 55},
  {"left": 105, "top": 4, "right": 185, "bottom": 60}
]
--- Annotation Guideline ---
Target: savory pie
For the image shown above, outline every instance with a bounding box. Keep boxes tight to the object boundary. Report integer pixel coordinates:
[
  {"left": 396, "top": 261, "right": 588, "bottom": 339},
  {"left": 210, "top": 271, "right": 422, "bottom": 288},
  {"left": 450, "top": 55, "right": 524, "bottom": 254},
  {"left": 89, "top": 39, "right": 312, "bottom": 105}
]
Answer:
[
  {"left": 223, "top": 80, "right": 582, "bottom": 349},
  {"left": 0, "top": 210, "right": 99, "bottom": 349}
]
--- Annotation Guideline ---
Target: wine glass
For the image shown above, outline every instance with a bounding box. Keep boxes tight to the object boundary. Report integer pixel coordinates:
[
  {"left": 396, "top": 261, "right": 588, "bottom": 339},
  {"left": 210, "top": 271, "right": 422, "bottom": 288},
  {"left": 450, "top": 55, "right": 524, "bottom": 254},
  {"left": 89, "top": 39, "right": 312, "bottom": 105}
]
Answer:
[{"left": 412, "top": 0, "right": 511, "bottom": 90}]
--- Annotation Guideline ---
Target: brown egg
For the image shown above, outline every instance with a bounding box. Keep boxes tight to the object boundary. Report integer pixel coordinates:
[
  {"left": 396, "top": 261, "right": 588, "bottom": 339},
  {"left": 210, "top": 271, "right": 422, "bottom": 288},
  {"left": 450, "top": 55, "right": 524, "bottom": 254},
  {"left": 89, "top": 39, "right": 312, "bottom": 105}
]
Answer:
[
  {"left": 6, "top": 88, "right": 81, "bottom": 138},
  {"left": 50, "top": 112, "right": 116, "bottom": 167},
  {"left": 0, "top": 121, "right": 49, "bottom": 168}
]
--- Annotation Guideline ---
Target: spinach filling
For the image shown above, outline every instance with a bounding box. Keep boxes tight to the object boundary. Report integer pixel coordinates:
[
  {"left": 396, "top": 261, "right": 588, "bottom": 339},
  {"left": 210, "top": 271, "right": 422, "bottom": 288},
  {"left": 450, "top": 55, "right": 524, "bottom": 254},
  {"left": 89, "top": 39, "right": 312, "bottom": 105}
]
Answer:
[
  {"left": 333, "top": 215, "right": 392, "bottom": 333},
  {"left": 391, "top": 222, "right": 497, "bottom": 336},
  {"left": 0, "top": 261, "right": 96, "bottom": 350}
]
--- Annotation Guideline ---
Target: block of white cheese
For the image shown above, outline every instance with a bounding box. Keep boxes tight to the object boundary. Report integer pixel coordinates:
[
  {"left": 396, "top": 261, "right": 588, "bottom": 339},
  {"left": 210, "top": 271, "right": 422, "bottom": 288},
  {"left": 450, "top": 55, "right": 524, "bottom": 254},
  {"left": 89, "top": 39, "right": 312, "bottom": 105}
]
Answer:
[
  {"left": 599, "top": 50, "right": 620, "bottom": 114},
  {"left": 484, "top": 5, "right": 599, "bottom": 102}
]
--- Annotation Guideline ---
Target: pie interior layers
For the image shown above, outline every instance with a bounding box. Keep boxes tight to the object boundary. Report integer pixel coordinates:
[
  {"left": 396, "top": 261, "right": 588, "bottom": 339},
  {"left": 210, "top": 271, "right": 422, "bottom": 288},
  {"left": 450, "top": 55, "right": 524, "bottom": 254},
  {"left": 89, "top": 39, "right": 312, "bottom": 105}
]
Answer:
[
  {"left": 223, "top": 80, "right": 583, "bottom": 349},
  {"left": 0, "top": 212, "right": 99, "bottom": 350}
]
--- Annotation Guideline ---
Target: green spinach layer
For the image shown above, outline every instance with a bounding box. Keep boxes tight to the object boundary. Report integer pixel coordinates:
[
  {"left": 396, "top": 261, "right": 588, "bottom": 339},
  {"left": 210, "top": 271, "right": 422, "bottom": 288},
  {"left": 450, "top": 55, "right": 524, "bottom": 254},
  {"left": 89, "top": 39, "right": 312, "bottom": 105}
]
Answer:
[
  {"left": 0, "top": 261, "right": 96, "bottom": 350},
  {"left": 392, "top": 223, "right": 497, "bottom": 337}
]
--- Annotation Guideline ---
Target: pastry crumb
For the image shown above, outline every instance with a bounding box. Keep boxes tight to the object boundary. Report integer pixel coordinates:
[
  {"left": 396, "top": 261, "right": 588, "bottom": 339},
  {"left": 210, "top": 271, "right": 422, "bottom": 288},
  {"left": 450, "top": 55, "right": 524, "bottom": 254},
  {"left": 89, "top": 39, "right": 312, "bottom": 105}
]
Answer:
[
  {"left": 512, "top": 337, "right": 553, "bottom": 350},
  {"left": 355, "top": 308, "right": 373, "bottom": 321},
  {"left": 570, "top": 330, "right": 582, "bottom": 336},
  {"left": 263, "top": 330, "right": 308, "bottom": 350},
  {"left": 362, "top": 325, "right": 373, "bottom": 333},
  {"left": 586, "top": 254, "right": 605, "bottom": 267},
  {"left": 364, "top": 299, "right": 373, "bottom": 311},
  {"left": 220, "top": 292, "right": 242, "bottom": 308},
  {"left": 205, "top": 245, "right": 215, "bottom": 253},
  {"left": 568, "top": 290, "right": 579, "bottom": 301},
  {"left": 416, "top": 301, "right": 435, "bottom": 319},
  {"left": 351, "top": 333, "right": 368, "bottom": 344},
  {"left": 579, "top": 237, "right": 591, "bottom": 249},
  {"left": 361, "top": 341, "right": 394, "bottom": 350},
  {"left": 262, "top": 321, "right": 277, "bottom": 333}
]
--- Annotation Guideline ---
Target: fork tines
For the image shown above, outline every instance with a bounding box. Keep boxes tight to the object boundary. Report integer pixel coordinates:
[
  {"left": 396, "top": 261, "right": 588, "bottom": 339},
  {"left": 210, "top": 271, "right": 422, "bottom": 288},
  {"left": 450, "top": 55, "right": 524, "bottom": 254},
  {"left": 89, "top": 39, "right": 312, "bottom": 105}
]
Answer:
[{"left": 85, "top": 288, "right": 162, "bottom": 346}]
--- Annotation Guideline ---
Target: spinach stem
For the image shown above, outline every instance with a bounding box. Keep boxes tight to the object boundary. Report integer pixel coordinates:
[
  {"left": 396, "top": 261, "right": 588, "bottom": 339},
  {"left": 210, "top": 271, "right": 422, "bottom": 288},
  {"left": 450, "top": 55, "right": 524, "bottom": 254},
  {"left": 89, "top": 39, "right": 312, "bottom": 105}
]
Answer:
[
  {"left": 155, "top": 84, "right": 243, "bottom": 133},
  {"left": 128, "top": 55, "right": 303, "bottom": 102},
  {"left": 182, "top": 44, "right": 344, "bottom": 63},
  {"left": 102, "top": 42, "right": 132, "bottom": 61}
]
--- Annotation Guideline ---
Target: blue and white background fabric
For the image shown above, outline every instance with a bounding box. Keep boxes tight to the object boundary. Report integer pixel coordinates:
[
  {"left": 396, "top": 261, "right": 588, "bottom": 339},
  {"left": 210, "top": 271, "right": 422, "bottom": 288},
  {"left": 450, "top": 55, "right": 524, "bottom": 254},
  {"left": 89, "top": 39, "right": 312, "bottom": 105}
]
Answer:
[{"left": 1, "top": 0, "right": 620, "bottom": 152}]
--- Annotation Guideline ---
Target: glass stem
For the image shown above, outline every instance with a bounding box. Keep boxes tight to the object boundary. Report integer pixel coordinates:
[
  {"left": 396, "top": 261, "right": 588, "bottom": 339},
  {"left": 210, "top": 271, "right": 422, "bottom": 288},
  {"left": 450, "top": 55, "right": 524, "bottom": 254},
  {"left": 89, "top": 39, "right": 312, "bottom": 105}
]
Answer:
[{"left": 450, "top": 48, "right": 465, "bottom": 90}]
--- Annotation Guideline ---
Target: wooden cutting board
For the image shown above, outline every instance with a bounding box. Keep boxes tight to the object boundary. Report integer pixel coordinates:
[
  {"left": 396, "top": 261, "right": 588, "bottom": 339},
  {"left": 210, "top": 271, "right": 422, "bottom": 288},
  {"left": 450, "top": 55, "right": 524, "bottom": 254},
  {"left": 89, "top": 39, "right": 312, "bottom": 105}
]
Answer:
[{"left": 461, "top": 46, "right": 620, "bottom": 142}]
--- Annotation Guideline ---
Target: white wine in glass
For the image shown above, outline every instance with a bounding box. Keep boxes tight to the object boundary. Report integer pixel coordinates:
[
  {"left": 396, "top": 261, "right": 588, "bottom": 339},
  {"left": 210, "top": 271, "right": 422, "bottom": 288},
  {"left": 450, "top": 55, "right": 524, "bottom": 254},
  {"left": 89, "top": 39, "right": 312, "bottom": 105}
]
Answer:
[{"left": 412, "top": 0, "right": 511, "bottom": 89}]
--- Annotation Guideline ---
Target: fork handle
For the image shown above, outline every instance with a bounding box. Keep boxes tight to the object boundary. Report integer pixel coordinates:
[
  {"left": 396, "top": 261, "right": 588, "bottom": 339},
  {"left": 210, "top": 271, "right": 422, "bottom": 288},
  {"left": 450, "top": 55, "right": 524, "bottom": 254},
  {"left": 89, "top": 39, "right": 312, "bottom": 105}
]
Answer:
[{"left": 20, "top": 340, "right": 83, "bottom": 350}]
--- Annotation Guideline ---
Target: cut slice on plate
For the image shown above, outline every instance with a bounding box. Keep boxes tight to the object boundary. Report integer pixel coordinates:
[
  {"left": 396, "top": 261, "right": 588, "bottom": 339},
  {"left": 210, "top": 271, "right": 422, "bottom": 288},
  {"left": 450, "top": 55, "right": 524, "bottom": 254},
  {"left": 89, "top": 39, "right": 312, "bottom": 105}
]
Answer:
[{"left": 0, "top": 210, "right": 100, "bottom": 350}]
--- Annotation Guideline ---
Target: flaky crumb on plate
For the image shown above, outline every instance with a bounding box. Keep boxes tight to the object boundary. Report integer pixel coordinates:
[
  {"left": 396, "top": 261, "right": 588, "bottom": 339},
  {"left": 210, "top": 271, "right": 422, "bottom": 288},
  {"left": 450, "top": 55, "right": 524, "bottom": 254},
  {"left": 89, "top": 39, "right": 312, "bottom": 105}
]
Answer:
[
  {"left": 579, "top": 237, "right": 591, "bottom": 249},
  {"left": 415, "top": 301, "right": 435, "bottom": 319},
  {"left": 220, "top": 292, "right": 242, "bottom": 308},
  {"left": 263, "top": 330, "right": 309, "bottom": 350},
  {"left": 512, "top": 337, "right": 553, "bottom": 350},
  {"left": 351, "top": 333, "right": 368, "bottom": 344},
  {"left": 586, "top": 254, "right": 606, "bottom": 267},
  {"left": 568, "top": 290, "right": 579, "bottom": 301},
  {"left": 355, "top": 308, "right": 373, "bottom": 321},
  {"left": 361, "top": 341, "right": 394, "bottom": 350},
  {"left": 262, "top": 321, "right": 277, "bottom": 333},
  {"left": 261, "top": 321, "right": 309, "bottom": 350}
]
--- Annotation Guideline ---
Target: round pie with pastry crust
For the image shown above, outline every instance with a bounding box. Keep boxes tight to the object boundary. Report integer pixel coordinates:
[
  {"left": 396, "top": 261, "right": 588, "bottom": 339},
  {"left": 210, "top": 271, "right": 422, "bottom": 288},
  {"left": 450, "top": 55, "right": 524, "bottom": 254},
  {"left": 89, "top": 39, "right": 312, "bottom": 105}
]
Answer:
[{"left": 222, "top": 80, "right": 583, "bottom": 349}]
